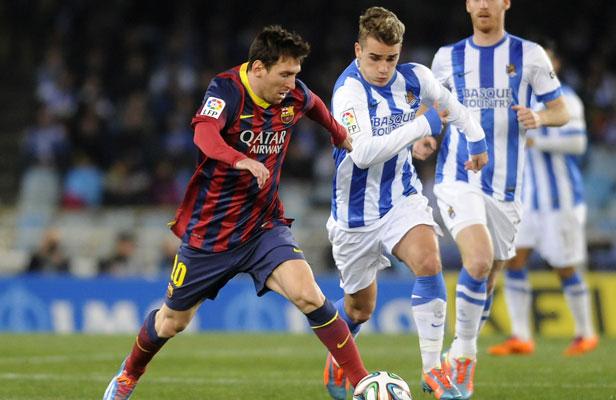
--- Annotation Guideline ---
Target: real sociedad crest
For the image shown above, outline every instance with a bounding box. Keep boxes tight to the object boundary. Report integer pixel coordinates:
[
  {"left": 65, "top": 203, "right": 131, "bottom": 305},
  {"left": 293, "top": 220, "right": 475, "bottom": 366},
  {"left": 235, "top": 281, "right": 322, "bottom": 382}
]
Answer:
[
  {"left": 406, "top": 91, "right": 419, "bottom": 107},
  {"left": 506, "top": 64, "right": 517, "bottom": 77},
  {"left": 281, "top": 106, "right": 295, "bottom": 124}
]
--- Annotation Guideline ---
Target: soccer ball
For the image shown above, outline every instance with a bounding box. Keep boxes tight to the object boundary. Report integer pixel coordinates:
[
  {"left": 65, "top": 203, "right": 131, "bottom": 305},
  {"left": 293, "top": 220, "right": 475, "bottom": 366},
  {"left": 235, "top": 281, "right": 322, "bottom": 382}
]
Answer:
[{"left": 352, "top": 371, "right": 413, "bottom": 400}]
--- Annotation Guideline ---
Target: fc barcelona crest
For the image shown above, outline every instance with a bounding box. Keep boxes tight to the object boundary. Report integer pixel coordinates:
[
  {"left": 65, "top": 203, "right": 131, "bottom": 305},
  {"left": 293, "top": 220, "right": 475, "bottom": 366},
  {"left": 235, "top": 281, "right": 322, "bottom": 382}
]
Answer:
[
  {"left": 281, "top": 106, "right": 295, "bottom": 124},
  {"left": 406, "top": 91, "right": 419, "bottom": 107}
]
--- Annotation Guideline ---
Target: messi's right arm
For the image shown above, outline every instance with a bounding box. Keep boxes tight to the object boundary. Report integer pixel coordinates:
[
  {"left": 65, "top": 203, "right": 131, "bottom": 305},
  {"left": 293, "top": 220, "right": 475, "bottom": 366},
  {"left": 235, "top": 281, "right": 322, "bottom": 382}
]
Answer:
[
  {"left": 192, "top": 78, "right": 269, "bottom": 188},
  {"left": 332, "top": 78, "right": 442, "bottom": 169}
]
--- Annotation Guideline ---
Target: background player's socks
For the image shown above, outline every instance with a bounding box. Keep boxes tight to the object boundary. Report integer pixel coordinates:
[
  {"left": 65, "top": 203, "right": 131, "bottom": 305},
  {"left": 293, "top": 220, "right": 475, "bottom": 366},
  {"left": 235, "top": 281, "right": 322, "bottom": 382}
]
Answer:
[
  {"left": 562, "top": 273, "right": 595, "bottom": 337},
  {"left": 411, "top": 274, "right": 447, "bottom": 372},
  {"left": 450, "top": 267, "right": 486, "bottom": 360},
  {"left": 504, "top": 269, "right": 532, "bottom": 340},
  {"left": 478, "top": 291, "right": 493, "bottom": 332},
  {"left": 125, "top": 309, "right": 169, "bottom": 379},
  {"left": 335, "top": 298, "right": 361, "bottom": 336},
  {"left": 307, "top": 299, "right": 368, "bottom": 386}
]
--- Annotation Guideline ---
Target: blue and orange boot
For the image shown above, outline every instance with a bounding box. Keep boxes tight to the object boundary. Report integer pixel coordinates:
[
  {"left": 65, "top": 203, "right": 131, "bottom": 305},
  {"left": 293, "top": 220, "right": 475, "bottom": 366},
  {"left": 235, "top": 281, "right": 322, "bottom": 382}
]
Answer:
[
  {"left": 442, "top": 352, "right": 475, "bottom": 400},
  {"left": 324, "top": 352, "right": 351, "bottom": 399},
  {"left": 421, "top": 367, "right": 463, "bottom": 400},
  {"left": 103, "top": 359, "right": 138, "bottom": 400}
]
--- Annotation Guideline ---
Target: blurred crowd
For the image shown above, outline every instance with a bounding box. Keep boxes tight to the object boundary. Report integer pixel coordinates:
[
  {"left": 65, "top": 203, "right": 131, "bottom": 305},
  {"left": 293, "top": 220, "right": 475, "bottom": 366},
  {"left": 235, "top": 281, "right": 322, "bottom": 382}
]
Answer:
[{"left": 1, "top": 0, "right": 615, "bottom": 274}]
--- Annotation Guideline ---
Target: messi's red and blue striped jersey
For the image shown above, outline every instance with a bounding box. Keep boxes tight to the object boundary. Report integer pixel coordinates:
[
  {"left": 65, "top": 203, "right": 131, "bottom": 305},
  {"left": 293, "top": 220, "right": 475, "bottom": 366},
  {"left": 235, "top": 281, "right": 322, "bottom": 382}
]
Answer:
[{"left": 170, "top": 63, "right": 317, "bottom": 253}]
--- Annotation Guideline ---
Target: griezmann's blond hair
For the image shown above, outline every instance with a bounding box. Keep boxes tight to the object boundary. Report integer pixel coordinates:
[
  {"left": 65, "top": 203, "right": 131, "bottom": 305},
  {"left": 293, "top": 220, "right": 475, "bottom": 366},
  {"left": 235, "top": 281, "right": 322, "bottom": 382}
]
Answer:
[{"left": 358, "top": 7, "right": 405, "bottom": 46}]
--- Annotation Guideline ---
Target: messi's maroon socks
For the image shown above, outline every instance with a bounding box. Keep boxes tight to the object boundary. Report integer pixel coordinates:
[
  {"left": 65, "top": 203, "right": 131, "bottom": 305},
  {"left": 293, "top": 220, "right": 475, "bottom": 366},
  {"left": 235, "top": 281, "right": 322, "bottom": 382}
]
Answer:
[
  {"left": 306, "top": 299, "right": 369, "bottom": 385},
  {"left": 124, "top": 309, "right": 169, "bottom": 380}
]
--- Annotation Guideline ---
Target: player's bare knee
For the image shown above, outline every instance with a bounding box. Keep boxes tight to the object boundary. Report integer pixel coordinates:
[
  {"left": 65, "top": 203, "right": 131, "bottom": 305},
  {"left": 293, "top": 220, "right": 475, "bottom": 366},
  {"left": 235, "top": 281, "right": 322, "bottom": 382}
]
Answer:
[
  {"left": 412, "top": 252, "right": 441, "bottom": 276},
  {"left": 348, "top": 308, "right": 373, "bottom": 324},
  {"left": 159, "top": 316, "right": 190, "bottom": 337},
  {"left": 346, "top": 300, "right": 375, "bottom": 324},
  {"left": 557, "top": 267, "right": 576, "bottom": 280},
  {"left": 290, "top": 288, "right": 324, "bottom": 313},
  {"left": 466, "top": 255, "right": 491, "bottom": 279}
]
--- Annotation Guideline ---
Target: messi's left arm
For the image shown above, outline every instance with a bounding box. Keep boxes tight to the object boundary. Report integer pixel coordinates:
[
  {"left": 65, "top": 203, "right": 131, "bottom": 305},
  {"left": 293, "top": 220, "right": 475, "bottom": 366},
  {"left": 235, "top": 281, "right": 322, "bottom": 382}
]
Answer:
[{"left": 305, "top": 93, "right": 353, "bottom": 152}]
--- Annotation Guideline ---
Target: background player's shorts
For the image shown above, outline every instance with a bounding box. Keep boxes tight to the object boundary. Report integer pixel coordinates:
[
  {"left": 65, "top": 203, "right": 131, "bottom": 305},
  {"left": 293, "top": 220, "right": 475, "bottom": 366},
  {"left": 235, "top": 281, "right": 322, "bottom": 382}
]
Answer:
[
  {"left": 165, "top": 226, "right": 305, "bottom": 311},
  {"left": 516, "top": 204, "right": 587, "bottom": 267},
  {"left": 327, "top": 194, "right": 441, "bottom": 294},
  {"left": 434, "top": 181, "right": 522, "bottom": 261}
]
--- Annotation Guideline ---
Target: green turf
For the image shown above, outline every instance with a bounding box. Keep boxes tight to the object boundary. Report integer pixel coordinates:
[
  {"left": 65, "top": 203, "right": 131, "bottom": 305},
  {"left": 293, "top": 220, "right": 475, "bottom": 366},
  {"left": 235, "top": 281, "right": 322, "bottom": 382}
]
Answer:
[{"left": 0, "top": 334, "right": 613, "bottom": 399}]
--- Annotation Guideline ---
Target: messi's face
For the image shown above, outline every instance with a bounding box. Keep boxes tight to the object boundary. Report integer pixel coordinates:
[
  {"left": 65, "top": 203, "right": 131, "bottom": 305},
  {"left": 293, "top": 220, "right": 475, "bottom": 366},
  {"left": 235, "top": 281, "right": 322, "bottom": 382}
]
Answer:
[
  {"left": 253, "top": 57, "right": 301, "bottom": 105},
  {"left": 355, "top": 36, "right": 401, "bottom": 87},
  {"left": 466, "top": 0, "right": 510, "bottom": 33}
]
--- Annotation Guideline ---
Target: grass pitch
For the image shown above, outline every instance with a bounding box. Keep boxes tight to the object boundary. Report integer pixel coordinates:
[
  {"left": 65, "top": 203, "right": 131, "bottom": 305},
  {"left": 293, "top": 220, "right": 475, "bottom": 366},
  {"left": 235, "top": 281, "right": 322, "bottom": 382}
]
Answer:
[{"left": 0, "top": 334, "right": 613, "bottom": 399}]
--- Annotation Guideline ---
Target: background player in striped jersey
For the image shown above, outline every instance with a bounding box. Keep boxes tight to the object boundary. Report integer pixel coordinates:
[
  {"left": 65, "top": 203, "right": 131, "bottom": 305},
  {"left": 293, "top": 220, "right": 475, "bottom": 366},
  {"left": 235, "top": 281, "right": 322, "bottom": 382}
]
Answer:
[
  {"left": 323, "top": 7, "right": 487, "bottom": 400},
  {"left": 103, "top": 26, "right": 370, "bottom": 400},
  {"left": 488, "top": 42, "right": 598, "bottom": 357},
  {"left": 431, "top": 1, "right": 570, "bottom": 398}
]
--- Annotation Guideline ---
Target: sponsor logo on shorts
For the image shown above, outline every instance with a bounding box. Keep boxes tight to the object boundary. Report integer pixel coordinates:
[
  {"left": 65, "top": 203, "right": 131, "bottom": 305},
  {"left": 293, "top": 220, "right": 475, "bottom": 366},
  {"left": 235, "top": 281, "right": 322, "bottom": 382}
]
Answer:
[
  {"left": 166, "top": 283, "right": 174, "bottom": 298},
  {"left": 292, "top": 247, "right": 303, "bottom": 253}
]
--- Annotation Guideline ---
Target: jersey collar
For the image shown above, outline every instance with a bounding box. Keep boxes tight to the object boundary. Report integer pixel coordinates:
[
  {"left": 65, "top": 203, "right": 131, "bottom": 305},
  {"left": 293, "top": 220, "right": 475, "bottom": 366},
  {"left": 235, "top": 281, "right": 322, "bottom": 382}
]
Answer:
[{"left": 240, "top": 62, "right": 271, "bottom": 109}]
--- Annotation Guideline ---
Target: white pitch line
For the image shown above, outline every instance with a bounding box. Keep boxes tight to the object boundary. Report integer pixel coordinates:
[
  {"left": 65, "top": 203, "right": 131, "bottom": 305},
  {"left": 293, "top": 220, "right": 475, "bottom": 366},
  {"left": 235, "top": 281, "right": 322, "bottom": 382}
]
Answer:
[
  {"left": 0, "top": 372, "right": 614, "bottom": 390},
  {"left": 0, "top": 353, "right": 118, "bottom": 365},
  {"left": 0, "top": 372, "right": 313, "bottom": 385}
]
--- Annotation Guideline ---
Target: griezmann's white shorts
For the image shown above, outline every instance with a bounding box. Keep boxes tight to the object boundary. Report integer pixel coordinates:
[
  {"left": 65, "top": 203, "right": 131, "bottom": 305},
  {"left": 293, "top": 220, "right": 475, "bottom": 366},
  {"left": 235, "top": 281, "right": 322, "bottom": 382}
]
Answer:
[
  {"left": 515, "top": 204, "right": 587, "bottom": 267},
  {"left": 327, "top": 194, "right": 441, "bottom": 294},
  {"left": 434, "top": 181, "right": 522, "bottom": 261}
]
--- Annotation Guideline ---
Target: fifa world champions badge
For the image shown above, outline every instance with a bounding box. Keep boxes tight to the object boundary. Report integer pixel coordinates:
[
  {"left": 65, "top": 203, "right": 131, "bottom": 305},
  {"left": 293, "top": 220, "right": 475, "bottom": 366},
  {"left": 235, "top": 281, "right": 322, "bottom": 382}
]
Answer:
[
  {"left": 341, "top": 108, "right": 360, "bottom": 134},
  {"left": 201, "top": 97, "right": 226, "bottom": 119}
]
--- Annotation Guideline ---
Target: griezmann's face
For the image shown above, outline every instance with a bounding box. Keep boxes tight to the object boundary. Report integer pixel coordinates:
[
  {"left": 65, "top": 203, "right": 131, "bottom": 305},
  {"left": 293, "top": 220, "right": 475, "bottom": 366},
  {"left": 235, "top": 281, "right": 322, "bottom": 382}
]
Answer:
[
  {"left": 466, "top": 0, "right": 510, "bottom": 34},
  {"left": 355, "top": 36, "right": 401, "bottom": 87},
  {"left": 260, "top": 57, "right": 301, "bottom": 105}
]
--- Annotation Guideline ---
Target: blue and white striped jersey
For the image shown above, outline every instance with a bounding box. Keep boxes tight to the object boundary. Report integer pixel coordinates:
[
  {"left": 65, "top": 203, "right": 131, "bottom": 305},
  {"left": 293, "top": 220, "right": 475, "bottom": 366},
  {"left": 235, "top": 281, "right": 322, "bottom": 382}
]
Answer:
[
  {"left": 432, "top": 33, "right": 562, "bottom": 203},
  {"left": 524, "top": 85, "right": 586, "bottom": 211},
  {"left": 330, "top": 60, "right": 485, "bottom": 230}
]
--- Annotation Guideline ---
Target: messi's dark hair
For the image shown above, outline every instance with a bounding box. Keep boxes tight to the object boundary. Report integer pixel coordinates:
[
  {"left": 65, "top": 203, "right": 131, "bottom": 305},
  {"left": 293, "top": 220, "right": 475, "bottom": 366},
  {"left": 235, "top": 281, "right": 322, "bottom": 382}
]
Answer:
[{"left": 248, "top": 25, "right": 310, "bottom": 70}]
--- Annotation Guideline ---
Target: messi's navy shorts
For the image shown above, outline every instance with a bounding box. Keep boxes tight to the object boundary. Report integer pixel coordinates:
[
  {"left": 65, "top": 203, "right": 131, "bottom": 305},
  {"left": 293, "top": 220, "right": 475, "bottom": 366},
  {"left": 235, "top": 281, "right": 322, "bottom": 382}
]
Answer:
[{"left": 164, "top": 226, "right": 306, "bottom": 311}]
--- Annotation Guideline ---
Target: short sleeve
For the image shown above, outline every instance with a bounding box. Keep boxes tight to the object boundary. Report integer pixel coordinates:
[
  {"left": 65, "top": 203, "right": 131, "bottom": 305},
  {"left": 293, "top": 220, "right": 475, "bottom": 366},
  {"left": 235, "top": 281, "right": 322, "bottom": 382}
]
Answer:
[
  {"left": 431, "top": 46, "right": 453, "bottom": 89},
  {"left": 527, "top": 44, "right": 562, "bottom": 103}
]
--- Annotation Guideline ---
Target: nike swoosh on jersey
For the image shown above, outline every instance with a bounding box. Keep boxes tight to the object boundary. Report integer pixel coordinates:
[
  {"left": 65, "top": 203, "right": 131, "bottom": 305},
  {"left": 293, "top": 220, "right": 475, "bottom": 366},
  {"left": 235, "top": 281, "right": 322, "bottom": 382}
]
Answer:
[
  {"left": 240, "top": 114, "right": 254, "bottom": 119},
  {"left": 337, "top": 333, "right": 351, "bottom": 349},
  {"left": 431, "top": 322, "right": 444, "bottom": 328},
  {"left": 292, "top": 248, "right": 303, "bottom": 253},
  {"left": 455, "top": 71, "right": 473, "bottom": 77}
]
